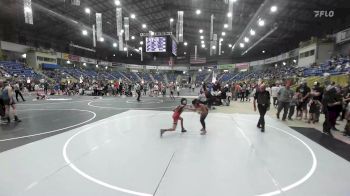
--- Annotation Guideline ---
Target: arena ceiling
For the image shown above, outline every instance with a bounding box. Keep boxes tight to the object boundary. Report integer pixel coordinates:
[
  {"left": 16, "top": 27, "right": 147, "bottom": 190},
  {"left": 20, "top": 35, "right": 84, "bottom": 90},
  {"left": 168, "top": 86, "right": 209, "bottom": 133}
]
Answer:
[{"left": 0, "top": 0, "right": 349, "bottom": 64}]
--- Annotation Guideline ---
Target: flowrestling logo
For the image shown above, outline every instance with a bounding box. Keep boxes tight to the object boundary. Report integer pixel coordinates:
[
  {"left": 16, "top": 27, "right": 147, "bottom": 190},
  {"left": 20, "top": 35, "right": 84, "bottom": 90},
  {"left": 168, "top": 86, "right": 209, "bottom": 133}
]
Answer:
[{"left": 314, "top": 10, "right": 335, "bottom": 18}]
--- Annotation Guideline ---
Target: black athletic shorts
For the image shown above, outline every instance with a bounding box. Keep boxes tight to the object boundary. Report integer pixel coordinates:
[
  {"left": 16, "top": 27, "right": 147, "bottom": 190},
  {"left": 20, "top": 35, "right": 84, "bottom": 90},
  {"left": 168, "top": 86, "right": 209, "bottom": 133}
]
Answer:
[{"left": 3, "top": 98, "right": 14, "bottom": 106}]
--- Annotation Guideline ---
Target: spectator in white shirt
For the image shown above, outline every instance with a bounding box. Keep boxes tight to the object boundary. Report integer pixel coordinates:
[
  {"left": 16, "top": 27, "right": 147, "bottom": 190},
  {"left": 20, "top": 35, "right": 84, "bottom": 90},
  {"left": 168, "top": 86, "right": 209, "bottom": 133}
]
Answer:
[{"left": 271, "top": 84, "right": 280, "bottom": 107}]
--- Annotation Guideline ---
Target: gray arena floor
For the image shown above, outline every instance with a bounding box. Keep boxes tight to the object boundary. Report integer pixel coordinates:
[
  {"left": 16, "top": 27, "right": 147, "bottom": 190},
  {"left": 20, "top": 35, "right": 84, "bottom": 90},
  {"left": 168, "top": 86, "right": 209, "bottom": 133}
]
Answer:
[{"left": 0, "top": 94, "right": 350, "bottom": 196}]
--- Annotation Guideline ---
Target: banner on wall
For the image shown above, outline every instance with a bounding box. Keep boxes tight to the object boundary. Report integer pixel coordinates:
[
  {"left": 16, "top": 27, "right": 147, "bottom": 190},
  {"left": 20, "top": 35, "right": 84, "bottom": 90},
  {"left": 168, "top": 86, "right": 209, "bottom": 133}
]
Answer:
[
  {"left": 80, "top": 57, "right": 97, "bottom": 64},
  {"left": 98, "top": 61, "right": 112, "bottom": 66},
  {"left": 68, "top": 54, "right": 80, "bottom": 62},
  {"left": 125, "top": 64, "right": 143, "bottom": 69},
  {"left": 172, "top": 66, "right": 188, "bottom": 71},
  {"left": 250, "top": 60, "right": 264, "bottom": 66},
  {"left": 146, "top": 65, "right": 157, "bottom": 70},
  {"left": 62, "top": 53, "right": 69, "bottom": 60},
  {"left": 157, "top": 66, "right": 172, "bottom": 70},
  {"left": 189, "top": 66, "right": 202, "bottom": 70},
  {"left": 235, "top": 63, "right": 249, "bottom": 69},
  {"left": 218, "top": 64, "right": 235, "bottom": 70},
  {"left": 336, "top": 27, "right": 350, "bottom": 44}
]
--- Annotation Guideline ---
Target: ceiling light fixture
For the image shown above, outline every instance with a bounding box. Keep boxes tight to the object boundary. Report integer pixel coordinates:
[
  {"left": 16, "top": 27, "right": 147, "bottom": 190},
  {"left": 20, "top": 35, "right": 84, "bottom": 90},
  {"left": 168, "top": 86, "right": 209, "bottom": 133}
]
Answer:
[
  {"left": 244, "top": 37, "right": 249, "bottom": 43},
  {"left": 258, "top": 19, "right": 265, "bottom": 26},
  {"left": 170, "top": 18, "right": 174, "bottom": 22},
  {"left": 222, "top": 32, "right": 226, "bottom": 36},
  {"left": 184, "top": 42, "right": 188, "bottom": 46},
  {"left": 142, "top": 24, "right": 147, "bottom": 28},
  {"left": 200, "top": 36, "right": 204, "bottom": 39},
  {"left": 82, "top": 30, "right": 88, "bottom": 36},
  {"left": 199, "top": 29, "right": 203, "bottom": 33},
  {"left": 239, "top": 43, "right": 245, "bottom": 48},
  {"left": 224, "top": 24, "right": 228, "bottom": 28},
  {"left": 113, "top": 42, "right": 117, "bottom": 47},
  {"left": 196, "top": 9, "right": 201, "bottom": 15},
  {"left": 130, "top": 14, "right": 136, "bottom": 19},
  {"left": 227, "top": 12, "right": 232, "bottom": 18},
  {"left": 131, "top": 36, "right": 135, "bottom": 40},
  {"left": 250, "top": 29, "right": 256, "bottom": 36},
  {"left": 270, "top": 5, "right": 278, "bottom": 13},
  {"left": 114, "top": 0, "right": 121, "bottom": 6},
  {"left": 85, "top": 8, "right": 91, "bottom": 14}
]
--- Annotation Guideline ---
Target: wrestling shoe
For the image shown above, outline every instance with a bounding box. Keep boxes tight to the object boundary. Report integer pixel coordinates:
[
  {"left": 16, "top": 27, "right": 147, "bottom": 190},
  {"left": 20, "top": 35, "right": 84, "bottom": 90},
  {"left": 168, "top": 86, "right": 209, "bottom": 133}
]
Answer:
[
  {"left": 14, "top": 116, "right": 21, "bottom": 122},
  {"left": 160, "top": 129, "right": 166, "bottom": 137}
]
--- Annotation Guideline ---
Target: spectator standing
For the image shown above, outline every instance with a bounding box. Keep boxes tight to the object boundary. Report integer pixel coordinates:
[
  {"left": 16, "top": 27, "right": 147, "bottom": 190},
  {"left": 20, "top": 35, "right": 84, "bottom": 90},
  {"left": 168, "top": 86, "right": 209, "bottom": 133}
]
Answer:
[
  {"left": 14, "top": 82, "right": 25, "bottom": 102},
  {"left": 231, "top": 83, "right": 236, "bottom": 101},
  {"left": 241, "top": 82, "right": 247, "bottom": 101},
  {"left": 44, "top": 81, "right": 49, "bottom": 95},
  {"left": 234, "top": 83, "right": 241, "bottom": 101},
  {"left": 288, "top": 92, "right": 299, "bottom": 120},
  {"left": 135, "top": 82, "right": 141, "bottom": 102},
  {"left": 271, "top": 84, "right": 280, "bottom": 107},
  {"left": 253, "top": 84, "right": 271, "bottom": 132},
  {"left": 311, "top": 82, "right": 324, "bottom": 122},
  {"left": 322, "top": 82, "right": 338, "bottom": 136},
  {"left": 276, "top": 82, "right": 294, "bottom": 121},
  {"left": 296, "top": 82, "right": 311, "bottom": 120}
]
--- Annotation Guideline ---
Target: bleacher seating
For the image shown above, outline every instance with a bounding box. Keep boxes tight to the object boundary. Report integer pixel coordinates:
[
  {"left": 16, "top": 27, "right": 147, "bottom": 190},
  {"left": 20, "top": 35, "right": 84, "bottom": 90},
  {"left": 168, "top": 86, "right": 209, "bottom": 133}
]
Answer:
[
  {"left": 303, "top": 57, "right": 350, "bottom": 77},
  {"left": 217, "top": 72, "right": 236, "bottom": 82},
  {"left": 153, "top": 73, "right": 165, "bottom": 82},
  {"left": 110, "top": 71, "right": 124, "bottom": 80},
  {"left": 136, "top": 72, "right": 152, "bottom": 82},
  {"left": 196, "top": 72, "right": 210, "bottom": 83},
  {"left": 0, "top": 61, "right": 42, "bottom": 79},
  {"left": 120, "top": 71, "right": 136, "bottom": 81},
  {"left": 166, "top": 73, "right": 178, "bottom": 83}
]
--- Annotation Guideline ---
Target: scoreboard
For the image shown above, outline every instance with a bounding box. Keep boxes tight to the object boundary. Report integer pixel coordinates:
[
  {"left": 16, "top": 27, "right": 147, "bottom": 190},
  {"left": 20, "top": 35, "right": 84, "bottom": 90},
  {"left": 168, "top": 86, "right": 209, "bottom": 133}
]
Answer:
[
  {"left": 145, "top": 37, "right": 167, "bottom": 52},
  {"left": 144, "top": 36, "right": 178, "bottom": 57}
]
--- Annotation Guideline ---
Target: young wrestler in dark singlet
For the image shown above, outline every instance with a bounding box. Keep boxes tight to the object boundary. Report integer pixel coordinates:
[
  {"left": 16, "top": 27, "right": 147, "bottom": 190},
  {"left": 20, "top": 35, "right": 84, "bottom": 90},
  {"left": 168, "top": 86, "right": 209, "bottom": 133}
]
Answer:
[{"left": 191, "top": 99, "right": 209, "bottom": 135}]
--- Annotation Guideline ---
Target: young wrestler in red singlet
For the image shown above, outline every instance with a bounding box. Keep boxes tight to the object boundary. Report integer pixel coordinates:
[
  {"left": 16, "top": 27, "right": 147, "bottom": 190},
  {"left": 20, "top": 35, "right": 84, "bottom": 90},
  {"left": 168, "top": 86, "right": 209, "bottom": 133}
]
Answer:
[{"left": 160, "top": 98, "right": 189, "bottom": 137}]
